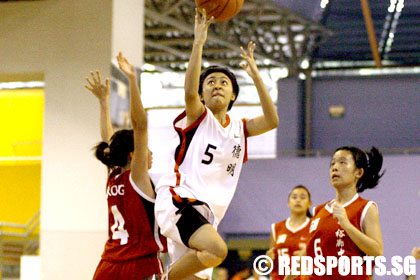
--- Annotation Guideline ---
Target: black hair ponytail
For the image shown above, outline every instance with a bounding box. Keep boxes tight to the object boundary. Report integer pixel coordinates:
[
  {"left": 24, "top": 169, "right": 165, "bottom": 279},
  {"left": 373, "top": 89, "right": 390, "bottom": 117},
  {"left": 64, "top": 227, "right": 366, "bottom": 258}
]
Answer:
[
  {"left": 360, "top": 147, "right": 385, "bottom": 192},
  {"left": 335, "top": 146, "right": 385, "bottom": 193},
  {"left": 93, "top": 129, "right": 134, "bottom": 168},
  {"left": 95, "top": 142, "right": 111, "bottom": 167}
]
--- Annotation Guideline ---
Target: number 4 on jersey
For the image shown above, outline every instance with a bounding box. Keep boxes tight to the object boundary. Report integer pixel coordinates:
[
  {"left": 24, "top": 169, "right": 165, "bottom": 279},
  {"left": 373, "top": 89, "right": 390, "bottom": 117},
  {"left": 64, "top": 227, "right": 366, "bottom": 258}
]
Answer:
[{"left": 111, "top": 205, "right": 129, "bottom": 245}]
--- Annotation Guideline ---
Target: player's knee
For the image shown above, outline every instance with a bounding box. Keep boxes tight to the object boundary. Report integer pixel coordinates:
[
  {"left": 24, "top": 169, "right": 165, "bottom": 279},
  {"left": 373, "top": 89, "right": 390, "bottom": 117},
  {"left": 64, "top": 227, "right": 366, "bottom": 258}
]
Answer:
[
  {"left": 211, "top": 240, "right": 228, "bottom": 260},
  {"left": 206, "top": 240, "right": 228, "bottom": 265},
  {"left": 197, "top": 249, "right": 226, "bottom": 268}
]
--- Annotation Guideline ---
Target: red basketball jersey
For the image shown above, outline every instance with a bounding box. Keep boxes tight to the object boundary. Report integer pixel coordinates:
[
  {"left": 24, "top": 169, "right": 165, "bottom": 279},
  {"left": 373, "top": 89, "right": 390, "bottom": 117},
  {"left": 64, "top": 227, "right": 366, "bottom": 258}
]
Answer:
[
  {"left": 271, "top": 217, "right": 311, "bottom": 280},
  {"left": 302, "top": 194, "right": 376, "bottom": 280},
  {"left": 101, "top": 168, "right": 166, "bottom": 266}
]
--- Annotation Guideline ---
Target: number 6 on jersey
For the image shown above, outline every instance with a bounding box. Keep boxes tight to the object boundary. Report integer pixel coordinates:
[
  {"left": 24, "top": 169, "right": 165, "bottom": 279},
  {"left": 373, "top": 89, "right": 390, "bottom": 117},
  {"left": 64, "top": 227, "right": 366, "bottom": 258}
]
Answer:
[{"left": 314, "top": 238, "right": 323, "bottom": 257}]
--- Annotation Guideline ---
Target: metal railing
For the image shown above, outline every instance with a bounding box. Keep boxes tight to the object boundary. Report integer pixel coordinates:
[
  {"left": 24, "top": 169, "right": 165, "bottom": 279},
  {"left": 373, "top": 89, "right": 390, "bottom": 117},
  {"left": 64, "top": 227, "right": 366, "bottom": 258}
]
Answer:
[{"left": 0, "top": 211, "right": 40, "bottom": 279}]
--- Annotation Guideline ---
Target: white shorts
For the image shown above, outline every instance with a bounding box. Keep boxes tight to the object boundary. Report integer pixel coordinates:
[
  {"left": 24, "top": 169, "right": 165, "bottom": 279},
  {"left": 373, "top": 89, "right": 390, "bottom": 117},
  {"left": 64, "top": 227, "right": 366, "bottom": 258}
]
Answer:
[{"left": 155, "top": 186, "right": 216, "bottom": 279}]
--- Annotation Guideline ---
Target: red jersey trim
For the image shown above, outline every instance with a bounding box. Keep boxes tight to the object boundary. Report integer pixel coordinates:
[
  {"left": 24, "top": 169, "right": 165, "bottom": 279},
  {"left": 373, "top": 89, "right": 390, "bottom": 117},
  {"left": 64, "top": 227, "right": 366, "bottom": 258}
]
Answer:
[
  {"left": 173, "top": 106, "right": 208, "bottom": 133},
  {"left": 157, "top": 255, "right": 164, "bottom": 274},
  {"left": 106, "top": 168, "right": 122, "bottom": 192},
  {"left": 222, "top": 114, "right": 231, "bottom": 128},
  {"left": 271, "top": 223, "right": 276, "bottom": 241},
  {"left": 324, "top": 193, "right": 360, "bottom": 213},
  {"left": 242, "top": 118, "right": 248, "bottom": 163},
  {"left": 360, "top": 201, "right": 376, "bottom": 233},
  {"left": 129, "top": 173, "right": 155, "bottom": 203},
  {"left": 285, "top": 217, "right": 311, "bottom": 233},
  {"left": 153, "top": 216, "right": 165, "bottom": 252},
  {"left": 128, "top": 172, "right": 167, "bottom": 253},
  {"left": 312, "top": 206, "right": 318, "bottom": 216},
  {"left": 173, "top": 108, "right": 208, "bottom": 186}
]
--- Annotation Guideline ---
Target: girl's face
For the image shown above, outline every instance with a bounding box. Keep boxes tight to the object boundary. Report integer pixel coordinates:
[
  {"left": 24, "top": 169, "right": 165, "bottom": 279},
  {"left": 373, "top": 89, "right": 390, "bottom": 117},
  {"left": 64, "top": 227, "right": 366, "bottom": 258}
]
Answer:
[
  {"left": 288, "top": 188, "right": 312, "bottom": 214},
  {"left": 329, "top": 150, "right": 363, "bottom": 189},
  {"left": 201, "top": 72, "right": 236, "bottom": 112}
]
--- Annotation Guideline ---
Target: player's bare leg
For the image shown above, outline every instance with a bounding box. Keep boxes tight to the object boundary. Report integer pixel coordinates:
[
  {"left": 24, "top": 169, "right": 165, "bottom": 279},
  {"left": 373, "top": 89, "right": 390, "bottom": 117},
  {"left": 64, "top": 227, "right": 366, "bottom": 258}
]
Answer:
[{"left": 167, "top": 224, "right": 227, "bottom": 280}]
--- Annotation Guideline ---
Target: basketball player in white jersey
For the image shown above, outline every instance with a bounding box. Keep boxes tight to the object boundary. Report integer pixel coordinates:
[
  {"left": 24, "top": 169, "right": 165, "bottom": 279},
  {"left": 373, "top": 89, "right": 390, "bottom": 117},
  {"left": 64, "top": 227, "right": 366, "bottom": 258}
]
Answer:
[{"left": 155, "top": 9, "right": 279, "bottom": 280}]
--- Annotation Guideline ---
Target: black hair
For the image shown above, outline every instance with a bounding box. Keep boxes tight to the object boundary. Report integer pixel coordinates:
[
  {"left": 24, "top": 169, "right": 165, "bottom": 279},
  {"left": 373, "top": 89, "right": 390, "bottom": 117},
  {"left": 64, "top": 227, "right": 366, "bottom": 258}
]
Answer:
[
  {"left": 334, "top": 146, "right": 385, "bottom": 193},
  {"left": 94, "top": 129, "right": 134, "bottom": 168},
  {"left": 288, "top": 185, "right": 312, "bottom": 218},
  {"left": 198, "top": 65, "right": 239, "bottom": 111}
]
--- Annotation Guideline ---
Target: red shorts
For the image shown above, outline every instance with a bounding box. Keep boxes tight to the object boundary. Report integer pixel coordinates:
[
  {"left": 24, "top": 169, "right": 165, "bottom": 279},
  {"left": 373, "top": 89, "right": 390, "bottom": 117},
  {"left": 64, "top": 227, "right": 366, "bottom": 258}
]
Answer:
[{"left": 93, "top": 254, "right": 163, "bottom": 280}]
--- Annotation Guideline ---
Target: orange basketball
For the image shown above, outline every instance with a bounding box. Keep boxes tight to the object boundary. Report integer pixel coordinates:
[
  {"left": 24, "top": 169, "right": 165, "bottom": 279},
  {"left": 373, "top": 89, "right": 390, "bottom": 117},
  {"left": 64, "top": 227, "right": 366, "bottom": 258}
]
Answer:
[{"left": 195, "top": 0, "right": 244, "bottom": 22}]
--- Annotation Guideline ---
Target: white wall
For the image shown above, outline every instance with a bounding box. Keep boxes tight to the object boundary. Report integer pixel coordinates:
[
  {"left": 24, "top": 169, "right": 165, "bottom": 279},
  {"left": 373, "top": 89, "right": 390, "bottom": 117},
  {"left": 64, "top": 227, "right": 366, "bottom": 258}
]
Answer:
[
  {"left": 1, "top": 1, "right": 113, "bottom": 278},
  {"left": 111, "top": 0, "right": 145, "bottom": 68},
  {"left": 0, "top": 0, "right": 145, "bottom": 277}
]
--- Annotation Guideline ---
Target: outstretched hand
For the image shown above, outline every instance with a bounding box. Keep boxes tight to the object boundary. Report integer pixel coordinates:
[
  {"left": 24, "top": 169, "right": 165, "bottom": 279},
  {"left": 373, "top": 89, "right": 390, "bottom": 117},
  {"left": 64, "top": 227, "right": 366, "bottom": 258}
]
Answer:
[
  {"left": 85, "top": 71, "right": 109, "bottom": 101},
  {"left": 412, "top": 247, "right": 420, "bottom": 259},
  {"left": 117, "top": 52, "right": 136, "bottom": 79},
  {"left": 194, "top": 8, "right": 213, "bottom": 45},
  {"left": 240, "top": 41, "right": 259, "bottom": 78}
]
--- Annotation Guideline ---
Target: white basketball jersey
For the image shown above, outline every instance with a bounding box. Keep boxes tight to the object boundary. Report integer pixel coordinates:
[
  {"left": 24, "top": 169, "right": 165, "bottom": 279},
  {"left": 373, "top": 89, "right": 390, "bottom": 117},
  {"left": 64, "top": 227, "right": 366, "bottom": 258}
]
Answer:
[{"left": 156, "top": 107, "right": 248, "bottom": 224}]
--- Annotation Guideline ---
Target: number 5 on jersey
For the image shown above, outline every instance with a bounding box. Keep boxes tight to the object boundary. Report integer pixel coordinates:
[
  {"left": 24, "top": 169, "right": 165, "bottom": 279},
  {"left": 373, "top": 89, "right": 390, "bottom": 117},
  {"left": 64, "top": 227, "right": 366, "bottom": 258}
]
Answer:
[
  {"left": 111, "top": 205, "right": 129, "bottom": 245},
  {"left": 202, "top": 144, "right": 217, "bottom": 165}
]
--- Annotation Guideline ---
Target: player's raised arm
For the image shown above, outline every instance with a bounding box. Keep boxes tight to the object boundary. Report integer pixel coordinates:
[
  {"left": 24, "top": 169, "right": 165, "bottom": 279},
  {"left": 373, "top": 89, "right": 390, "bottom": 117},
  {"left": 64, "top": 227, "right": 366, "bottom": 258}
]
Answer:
[
  {"left": 240, "top": 41, "right": 279, "bottom": 137},
  {"left": 184, "top": 9, "right": 213, "bottom": 126},
  {"left": 85, "top": 71, "right": 114, "bottom": 142},
  {"left": 117, "top": 52, "right": 155, "bottom": 199},
  {"left": 412, "top": 247, "right": 420, "bottom": 260}
]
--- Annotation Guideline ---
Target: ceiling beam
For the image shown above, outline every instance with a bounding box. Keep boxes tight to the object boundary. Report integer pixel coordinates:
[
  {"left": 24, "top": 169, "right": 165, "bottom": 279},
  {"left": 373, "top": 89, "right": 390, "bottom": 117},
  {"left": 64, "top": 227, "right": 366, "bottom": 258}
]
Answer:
[
  {"left": 150, "top": 38, "right": 194, "bottom": 45},
  {"left": 145, "top": 27, "right": 179, "bottom": 36},
  {"left": 360, "top": 0, "right": 382, "bottom": 67},
  {"left": 144, "top": 40, "right": 230, "bottom": 69},
  {"left": 161, "top": 0, "right": 189, "bottom": 16},
  {"left": 148, "top": 57, "right": 278, "bottom": 67},
  {"left": 144, "top": 8, "right": 283, "bottom": 66},
  {"left": 145, "top": 47, "right": 236, "bottom": 57},
  {"left": 145, "top": 38, "right": 188, "bottom": 58}
]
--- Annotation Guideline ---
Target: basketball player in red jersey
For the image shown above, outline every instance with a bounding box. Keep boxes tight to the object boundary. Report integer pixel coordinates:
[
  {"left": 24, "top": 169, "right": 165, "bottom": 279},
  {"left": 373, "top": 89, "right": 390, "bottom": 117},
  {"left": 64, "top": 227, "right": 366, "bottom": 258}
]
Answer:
[
  {"left": 85, "top": 53, "right": 166, "bottom": 280},
  {"left": 267, "top": 185, "right": 312, "bottom": 280},
  {"left": 286, "top": 146, "right": 384, "bottom": 280}
]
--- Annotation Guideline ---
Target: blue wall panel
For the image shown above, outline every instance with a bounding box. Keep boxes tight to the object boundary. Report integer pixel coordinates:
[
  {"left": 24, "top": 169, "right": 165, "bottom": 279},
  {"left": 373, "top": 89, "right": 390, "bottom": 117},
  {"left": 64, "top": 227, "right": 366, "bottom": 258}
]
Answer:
[
  {"left": 277, "top": 78, "right": 302, "bottom": 152},
  {"left": 311, "top": 75, "right": 420, "bottom": 150}
]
